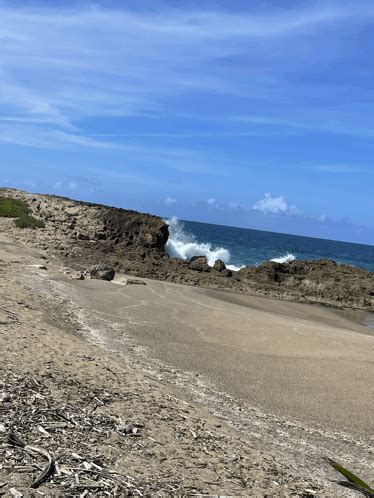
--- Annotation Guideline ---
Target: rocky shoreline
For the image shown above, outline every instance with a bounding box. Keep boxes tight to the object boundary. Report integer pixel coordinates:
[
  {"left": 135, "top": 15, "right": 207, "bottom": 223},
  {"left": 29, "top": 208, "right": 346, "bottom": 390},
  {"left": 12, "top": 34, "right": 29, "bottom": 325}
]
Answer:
[{"left": 1, "top": 187, "right": 373, "bottom": 312}]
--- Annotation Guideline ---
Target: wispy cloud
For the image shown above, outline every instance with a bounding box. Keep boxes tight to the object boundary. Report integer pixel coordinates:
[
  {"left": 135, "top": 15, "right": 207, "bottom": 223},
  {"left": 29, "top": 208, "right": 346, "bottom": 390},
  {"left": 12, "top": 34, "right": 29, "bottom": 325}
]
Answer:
[
  {"left": 305, "top": 164, "right": 369, "bottom": 173},
  {"left": 231, "top": 114, "right": 374, "bottom": 138},
  {"left": 2, "top": 0, "right": 374, "bottom": 148}
]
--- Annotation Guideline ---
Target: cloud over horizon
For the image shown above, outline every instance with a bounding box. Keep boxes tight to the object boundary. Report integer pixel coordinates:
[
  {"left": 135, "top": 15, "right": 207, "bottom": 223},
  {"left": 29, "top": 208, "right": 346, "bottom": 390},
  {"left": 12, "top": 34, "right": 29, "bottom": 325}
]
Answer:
[{"left": 253, "top": 193, "right": 298, "bottom": 215}]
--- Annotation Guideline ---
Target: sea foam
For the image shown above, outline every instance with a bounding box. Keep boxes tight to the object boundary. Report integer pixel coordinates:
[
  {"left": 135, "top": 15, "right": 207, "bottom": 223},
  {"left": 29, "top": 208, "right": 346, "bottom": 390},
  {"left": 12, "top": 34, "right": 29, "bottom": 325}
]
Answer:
[
  {"left": 165, "top": 217, "right": 242, "bottom": 270},
  {"left": 270, "top": 253, "right": 296, "bottom": 264}
]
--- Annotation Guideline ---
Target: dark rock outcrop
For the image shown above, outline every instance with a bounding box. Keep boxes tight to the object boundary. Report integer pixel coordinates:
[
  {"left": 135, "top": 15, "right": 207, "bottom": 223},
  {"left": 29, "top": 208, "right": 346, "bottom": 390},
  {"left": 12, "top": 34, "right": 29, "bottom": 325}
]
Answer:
[{"left": 239, "top": 260, "right": 373, "bottom": 310}]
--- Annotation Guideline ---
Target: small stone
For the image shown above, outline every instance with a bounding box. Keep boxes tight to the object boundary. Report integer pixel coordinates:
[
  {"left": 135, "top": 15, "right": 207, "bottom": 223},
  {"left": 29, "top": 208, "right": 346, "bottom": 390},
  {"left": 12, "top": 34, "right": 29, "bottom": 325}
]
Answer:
[{"left": 88, "top": 264, "right": 115, "bottom": 281}]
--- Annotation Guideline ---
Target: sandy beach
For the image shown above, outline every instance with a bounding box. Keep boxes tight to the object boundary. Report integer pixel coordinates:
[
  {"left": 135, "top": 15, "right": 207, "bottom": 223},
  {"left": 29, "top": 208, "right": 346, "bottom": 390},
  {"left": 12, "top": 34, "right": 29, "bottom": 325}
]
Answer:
[
  {"left": 53, "top": 274, "right": 374, "bottom": 436},
  {"left": 1, "top": 230, "right": 373, "bottom": 495}
]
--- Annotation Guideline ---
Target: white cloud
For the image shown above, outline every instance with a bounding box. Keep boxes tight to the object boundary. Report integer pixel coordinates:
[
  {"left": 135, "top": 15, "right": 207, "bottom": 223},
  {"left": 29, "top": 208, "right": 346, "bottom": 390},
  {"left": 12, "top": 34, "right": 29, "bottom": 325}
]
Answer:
[
  {"left": 253, "top": 193, "right": 297, "bottom": 215},
  {"left": 164, "top": 197, "right": 177, "bottom": 205},
  {"left": 228, "top": 201, "right": 246, "bottom": 210},
  {"left": 207, "top": 198, "right": 217, "bottom": 206}
]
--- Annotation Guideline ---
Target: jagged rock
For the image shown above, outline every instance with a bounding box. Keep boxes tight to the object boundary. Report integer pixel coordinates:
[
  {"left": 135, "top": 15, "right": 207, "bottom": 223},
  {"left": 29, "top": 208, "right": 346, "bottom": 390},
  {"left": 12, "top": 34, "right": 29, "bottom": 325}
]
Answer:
[
  {"left": 213, "top": 259, "right": 226, "bottom": 271},
  {"left": 189, "top": 256, "right": 210, "bottom": 272},
  {"left": 88, "top": 264, "right": 115, "bottom": 281}
]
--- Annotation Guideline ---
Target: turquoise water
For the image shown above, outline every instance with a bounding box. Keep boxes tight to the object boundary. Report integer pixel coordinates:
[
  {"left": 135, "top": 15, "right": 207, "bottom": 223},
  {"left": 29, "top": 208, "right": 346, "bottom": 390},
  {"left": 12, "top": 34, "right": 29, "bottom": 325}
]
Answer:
[{"left": 166, "top": 218, "right": 374, "bottom": 272}]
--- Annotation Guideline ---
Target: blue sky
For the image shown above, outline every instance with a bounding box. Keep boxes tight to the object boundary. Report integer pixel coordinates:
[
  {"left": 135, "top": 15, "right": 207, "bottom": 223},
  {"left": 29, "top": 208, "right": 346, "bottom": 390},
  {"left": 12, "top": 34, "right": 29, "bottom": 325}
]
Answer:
[{"left": 0, "top": 0, "right": 373, "bottom": 244}]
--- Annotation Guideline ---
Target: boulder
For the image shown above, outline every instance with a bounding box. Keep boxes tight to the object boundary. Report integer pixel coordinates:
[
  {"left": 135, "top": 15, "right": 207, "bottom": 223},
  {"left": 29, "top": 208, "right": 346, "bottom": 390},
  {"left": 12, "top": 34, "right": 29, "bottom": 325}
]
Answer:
[
  {"left": 189, "top": 256, "right": 210, "bottom": 272},
  {"left": 213, "top": 259, "right": 226, "bottom": 271},
  {"left": 88, "top": 264, "right": 115, "bottom": 281}
]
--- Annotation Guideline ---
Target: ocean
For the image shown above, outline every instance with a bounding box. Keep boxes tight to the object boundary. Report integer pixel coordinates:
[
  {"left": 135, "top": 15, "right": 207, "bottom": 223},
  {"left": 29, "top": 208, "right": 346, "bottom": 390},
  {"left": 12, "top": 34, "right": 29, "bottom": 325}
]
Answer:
[{"left": 166, "top": 218, "right": 374, "bottom": 272}]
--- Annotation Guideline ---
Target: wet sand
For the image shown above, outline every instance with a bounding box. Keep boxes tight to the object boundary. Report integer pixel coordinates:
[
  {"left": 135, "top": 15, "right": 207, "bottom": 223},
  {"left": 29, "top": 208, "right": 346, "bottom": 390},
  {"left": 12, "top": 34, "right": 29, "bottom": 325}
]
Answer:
[{"left": 56, "top": 275, "right": 374, "bottom": 437}]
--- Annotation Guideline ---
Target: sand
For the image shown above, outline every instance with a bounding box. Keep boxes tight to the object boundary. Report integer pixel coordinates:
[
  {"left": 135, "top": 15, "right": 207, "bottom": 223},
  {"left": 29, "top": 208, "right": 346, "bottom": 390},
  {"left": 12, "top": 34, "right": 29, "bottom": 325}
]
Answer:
[
  {"left": 54, "top": 274, "right": 373, "bottom": 435},
  {"left": 1, "top": 234, "right": 373, "bottom": 495}
]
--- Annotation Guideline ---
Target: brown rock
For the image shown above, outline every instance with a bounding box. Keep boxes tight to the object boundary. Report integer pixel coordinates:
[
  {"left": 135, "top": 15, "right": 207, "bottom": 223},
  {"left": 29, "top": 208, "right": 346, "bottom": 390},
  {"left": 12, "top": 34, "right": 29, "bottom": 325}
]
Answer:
[
  {"left": 189, "top": 256, "right": 210, "bottom": 272},
  {"left": 88, "top": 264, "right": 115, "bottom": 281},
  {"left": 213, "top": 259, "right": 226, "bottom": 271}
]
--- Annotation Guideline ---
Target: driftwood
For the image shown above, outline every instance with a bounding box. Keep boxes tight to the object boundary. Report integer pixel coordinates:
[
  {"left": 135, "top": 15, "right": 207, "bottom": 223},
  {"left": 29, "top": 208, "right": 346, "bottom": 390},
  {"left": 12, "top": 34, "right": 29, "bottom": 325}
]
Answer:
[{"left": 7, "top": 433, "right": 55, "bottom": 488}]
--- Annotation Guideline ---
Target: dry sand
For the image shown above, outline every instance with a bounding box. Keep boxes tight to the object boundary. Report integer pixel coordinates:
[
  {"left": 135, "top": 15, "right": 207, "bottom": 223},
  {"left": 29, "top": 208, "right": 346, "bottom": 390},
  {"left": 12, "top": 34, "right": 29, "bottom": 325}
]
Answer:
[
  {"left": 51, "top": 274, "right": 373, "bottom": 435},
  {"left": 1, "top": 233, "right": 373, "bottom": 496}
]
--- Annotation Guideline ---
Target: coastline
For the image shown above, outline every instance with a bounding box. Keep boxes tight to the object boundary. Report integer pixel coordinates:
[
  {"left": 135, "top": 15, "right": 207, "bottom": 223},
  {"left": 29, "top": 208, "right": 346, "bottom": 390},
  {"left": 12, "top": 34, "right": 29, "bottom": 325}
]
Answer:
[
  {"left": 1, "top": 188, "right": 373, "bottom": 313},
  {"left": 1, "top": 189, "right": 373, "bottom": 495}
]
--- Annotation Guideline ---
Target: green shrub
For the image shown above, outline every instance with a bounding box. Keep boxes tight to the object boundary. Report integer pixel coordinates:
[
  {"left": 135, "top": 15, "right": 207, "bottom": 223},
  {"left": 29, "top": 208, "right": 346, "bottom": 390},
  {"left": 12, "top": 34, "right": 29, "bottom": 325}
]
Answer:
[
  {"left": 15, "top": 215, "right": 45, "bottom": 229},
  {"left": 0, "top": 196, "right": 30, "bottom": 217}
]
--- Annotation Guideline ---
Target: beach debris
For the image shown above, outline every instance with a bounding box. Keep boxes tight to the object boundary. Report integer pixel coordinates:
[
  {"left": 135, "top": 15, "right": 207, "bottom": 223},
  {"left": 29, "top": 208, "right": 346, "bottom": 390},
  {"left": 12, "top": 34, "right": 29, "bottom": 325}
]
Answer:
[
  {"left": 118, "top": 421, "right": 143, "bottom": 436},
  {"left": 88, "top": 264, "right": 115, "bottom": 281},
  {"left": 72, "top": 271, "right": 85, "bottom": 280},
  {"left": 9, "top": 487, "right": 23, "bottom": 497},
  {"left": 0, "top": 362, "right": 328, "bottom": 497},
  {"left": 0, "top": 307, "right": 20, "bottom": 324},
  {"left": 6, "top": 432, "right": 55, "bottom": 488},
  {"left": 75, "top": 353, "right": 95, "bottom": 361},
  {"left": 0, "top": 370, "right": 146, "bottom": 496},
  {"left": 125, "top": 278, "right": 146, "bottom": 285},
  {"left": 28, "top": 264, "right": 48, "bottom": 270}
]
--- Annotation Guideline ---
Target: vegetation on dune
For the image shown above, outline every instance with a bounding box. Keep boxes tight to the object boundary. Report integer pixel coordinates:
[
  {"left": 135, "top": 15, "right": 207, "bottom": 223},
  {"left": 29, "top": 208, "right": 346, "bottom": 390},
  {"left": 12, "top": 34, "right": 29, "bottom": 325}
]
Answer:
[
  {"left": 0, "top": 196, "right": 30, "bottom": 217},
  {"left": 14, "top": 215, "right": 45, "bottom": 229},
  {"left": 325, "top": 457, "right": 374, "bottom": 496}
]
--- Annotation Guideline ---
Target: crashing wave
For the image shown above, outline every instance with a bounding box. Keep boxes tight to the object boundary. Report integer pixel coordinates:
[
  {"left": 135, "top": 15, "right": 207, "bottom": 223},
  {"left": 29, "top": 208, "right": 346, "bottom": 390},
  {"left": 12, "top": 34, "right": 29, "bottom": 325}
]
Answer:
[
  {"left": 270, "top": 253, "right": 296, "bottom": 264},
  {"left": 165, "top": 217, "right": 242, "bottom": 270}
]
